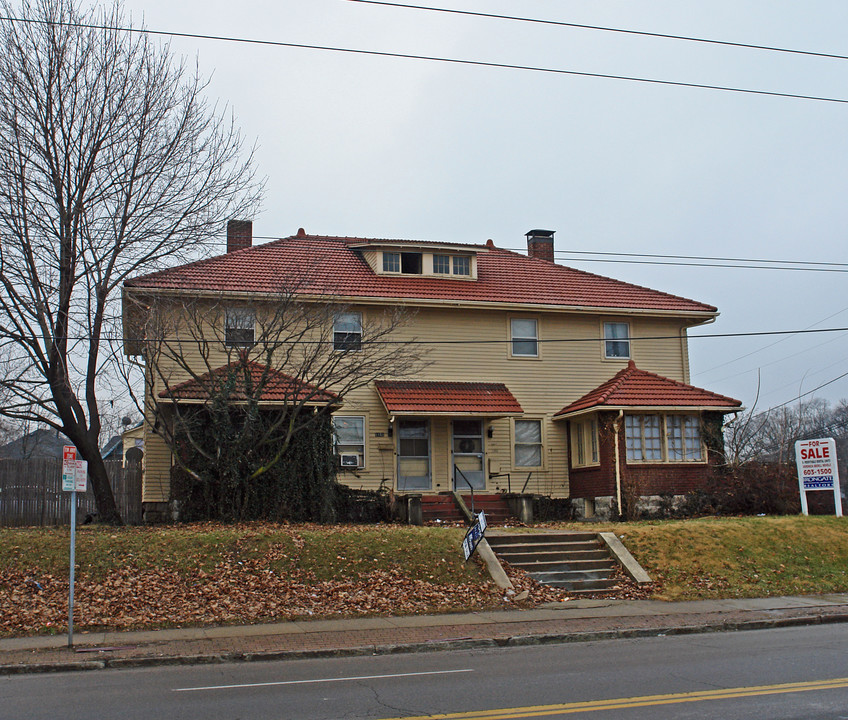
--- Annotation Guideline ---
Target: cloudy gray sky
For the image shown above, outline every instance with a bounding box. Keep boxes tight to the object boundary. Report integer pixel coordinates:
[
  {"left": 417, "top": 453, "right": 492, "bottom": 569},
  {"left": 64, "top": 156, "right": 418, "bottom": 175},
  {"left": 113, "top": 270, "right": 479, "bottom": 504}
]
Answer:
[{"left": 127, "top": 0, "right": 848, "bottom": 414}]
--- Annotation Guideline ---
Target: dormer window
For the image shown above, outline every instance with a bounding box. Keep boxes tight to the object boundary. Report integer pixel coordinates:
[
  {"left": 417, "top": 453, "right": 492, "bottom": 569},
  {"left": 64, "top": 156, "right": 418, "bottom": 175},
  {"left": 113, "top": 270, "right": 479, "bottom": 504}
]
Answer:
[
  {"left": 371, "top": 246, "right": 477, "bottom": 279},
  {"left": 383, "top": 252, "right": 400, "bottom": 272},
  {"left": 401, "top": 252, "right": 422, "bottom": 274},
  {"left": 452, "top": 256, "right": 470, "bottom": 276},
  {"left": 433, "top": 254, "right": 451, "bottom": 274}
]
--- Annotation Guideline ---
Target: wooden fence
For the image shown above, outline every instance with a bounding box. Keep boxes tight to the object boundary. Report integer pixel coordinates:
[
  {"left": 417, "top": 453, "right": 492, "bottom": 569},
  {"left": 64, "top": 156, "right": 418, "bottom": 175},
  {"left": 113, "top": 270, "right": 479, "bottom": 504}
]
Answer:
[{"left": 0, "top": 458, "right": 143, "bottom": 526}]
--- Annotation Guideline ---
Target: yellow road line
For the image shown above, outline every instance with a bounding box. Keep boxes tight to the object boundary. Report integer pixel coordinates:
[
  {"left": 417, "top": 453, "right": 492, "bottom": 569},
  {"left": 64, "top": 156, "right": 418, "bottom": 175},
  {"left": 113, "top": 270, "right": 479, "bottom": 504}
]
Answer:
[{"left": 375, "top": 676, "right": 848, "bottom": 719}]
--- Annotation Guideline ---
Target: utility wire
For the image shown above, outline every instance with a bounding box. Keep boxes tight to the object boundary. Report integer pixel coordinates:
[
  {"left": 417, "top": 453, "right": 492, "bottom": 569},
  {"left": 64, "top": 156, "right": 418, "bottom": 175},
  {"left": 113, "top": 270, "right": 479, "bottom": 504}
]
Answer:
[
  {"left": 346, "top": 0, "right": 848, "bottom": 63},
  {"left": 59, "top": 325, "right": 848, "bottom": 345},
  {"left": 1, "top": 15, "right": 847, "bottom": 105},
  {"left": 245, "top": 235, "right": 848, "bottom": 274}
]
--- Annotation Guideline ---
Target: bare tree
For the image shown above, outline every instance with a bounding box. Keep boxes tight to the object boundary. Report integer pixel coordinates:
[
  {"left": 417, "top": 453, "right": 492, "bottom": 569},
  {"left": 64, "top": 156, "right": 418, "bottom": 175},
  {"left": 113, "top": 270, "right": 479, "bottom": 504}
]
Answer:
[
  {"left": 0, "top": 0, "right": 262, "bottom": 523},
  {"left": 124, "top": 286, "right": 425, "bottom": 521}
]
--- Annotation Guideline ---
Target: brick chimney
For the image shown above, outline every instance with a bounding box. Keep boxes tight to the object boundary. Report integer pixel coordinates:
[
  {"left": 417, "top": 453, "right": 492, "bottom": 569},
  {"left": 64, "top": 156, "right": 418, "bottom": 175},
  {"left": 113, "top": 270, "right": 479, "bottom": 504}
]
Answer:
[
  {"left": 227, "top": 219, "right": 253, "bottom": 253},
  {"left": 525, "top": 229, "right": 555, "bottom": 262}
]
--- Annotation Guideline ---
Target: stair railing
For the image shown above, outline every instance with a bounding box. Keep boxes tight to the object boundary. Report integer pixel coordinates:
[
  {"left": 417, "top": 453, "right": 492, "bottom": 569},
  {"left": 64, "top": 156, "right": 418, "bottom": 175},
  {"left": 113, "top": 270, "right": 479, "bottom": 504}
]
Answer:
[{"left": 454, "top": 464, "right": 475, "bottom": 517}]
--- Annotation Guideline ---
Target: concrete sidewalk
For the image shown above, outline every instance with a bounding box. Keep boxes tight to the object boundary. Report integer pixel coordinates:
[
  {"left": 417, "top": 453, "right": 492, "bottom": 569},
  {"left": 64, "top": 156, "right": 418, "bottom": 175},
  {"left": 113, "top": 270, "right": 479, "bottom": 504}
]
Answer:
[{"left": 3, "top": 594, "right": 848, "bottom": 675}]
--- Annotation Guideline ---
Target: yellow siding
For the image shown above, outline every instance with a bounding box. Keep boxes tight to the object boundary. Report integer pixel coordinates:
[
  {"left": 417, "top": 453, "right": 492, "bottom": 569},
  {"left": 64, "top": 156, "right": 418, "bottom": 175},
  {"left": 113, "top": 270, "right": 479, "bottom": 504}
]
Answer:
[{"left": 139, "top": 297, "right": 696, "bottom": 502}]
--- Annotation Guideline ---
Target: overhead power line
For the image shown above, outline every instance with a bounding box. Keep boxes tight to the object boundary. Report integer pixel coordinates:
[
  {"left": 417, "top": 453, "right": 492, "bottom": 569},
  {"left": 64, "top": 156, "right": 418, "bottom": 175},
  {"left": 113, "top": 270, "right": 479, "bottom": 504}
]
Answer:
[
  {"left": 1, "top": 15, "right": 847, "bottom": 105},
  {"left": 50, "top": 325, "right": 848, "bottom": 345},
  {"left": 244, "top": 236, "right": 848, "bottom": 274},
  {"left": 346, "top": 0, "right": 848, "bottom": 62}
]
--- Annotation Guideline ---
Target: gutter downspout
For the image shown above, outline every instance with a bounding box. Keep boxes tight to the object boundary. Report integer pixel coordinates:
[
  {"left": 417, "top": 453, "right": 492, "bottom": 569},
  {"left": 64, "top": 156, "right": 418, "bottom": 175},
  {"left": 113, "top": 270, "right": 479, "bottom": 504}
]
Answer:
[{"left": 613, "top": 410, "right": 624, "bottom": 515}]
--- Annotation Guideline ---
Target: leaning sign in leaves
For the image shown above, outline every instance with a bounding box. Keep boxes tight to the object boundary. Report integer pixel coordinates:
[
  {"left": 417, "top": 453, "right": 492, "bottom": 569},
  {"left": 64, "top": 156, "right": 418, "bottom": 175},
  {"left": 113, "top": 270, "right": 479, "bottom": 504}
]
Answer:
[{"left": 462, "top": 510, "right": 488, "bottom": 561}]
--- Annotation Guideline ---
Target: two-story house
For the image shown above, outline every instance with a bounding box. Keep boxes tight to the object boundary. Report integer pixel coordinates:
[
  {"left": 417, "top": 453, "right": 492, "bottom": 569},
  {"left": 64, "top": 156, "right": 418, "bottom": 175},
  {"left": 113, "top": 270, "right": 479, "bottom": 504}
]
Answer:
[{"left": 122, "top": 222, "right": 740, "bottom": 521}]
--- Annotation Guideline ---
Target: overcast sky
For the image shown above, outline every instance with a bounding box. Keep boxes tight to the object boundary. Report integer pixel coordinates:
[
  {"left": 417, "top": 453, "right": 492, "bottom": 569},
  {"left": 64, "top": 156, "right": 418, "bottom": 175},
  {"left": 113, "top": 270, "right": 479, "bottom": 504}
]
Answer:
[{"left": 125, "top": 0, "right": 848, "bottom": 415}]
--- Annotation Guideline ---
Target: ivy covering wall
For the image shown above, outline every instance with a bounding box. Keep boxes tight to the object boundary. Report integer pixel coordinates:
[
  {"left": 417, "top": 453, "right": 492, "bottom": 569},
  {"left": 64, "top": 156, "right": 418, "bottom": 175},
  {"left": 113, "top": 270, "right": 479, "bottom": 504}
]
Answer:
[{"left": 170, "top": 411, "right": 338, "bottom": 522}]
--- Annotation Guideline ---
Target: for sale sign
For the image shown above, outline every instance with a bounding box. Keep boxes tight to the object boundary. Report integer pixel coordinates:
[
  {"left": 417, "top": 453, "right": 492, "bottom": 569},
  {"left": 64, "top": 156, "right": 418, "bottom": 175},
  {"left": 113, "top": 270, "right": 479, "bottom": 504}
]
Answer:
[{"left": 795, "top": 438, "right": 842, "bottom": 517}]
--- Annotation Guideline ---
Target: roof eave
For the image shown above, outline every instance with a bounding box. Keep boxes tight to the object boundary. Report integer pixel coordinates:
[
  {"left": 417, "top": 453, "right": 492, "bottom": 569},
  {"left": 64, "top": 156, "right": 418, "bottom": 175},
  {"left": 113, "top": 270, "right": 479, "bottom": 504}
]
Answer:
[{"left": 554, "top": 404, "right": 742, "bottom": 420}]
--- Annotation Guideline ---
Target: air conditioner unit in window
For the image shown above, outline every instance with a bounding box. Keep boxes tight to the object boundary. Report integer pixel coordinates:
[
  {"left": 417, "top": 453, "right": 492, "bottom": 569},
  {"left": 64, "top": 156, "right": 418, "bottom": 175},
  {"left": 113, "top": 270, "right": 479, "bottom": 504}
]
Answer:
[{"left": 339, "top": 453, "right": 361, "bottom": 468}]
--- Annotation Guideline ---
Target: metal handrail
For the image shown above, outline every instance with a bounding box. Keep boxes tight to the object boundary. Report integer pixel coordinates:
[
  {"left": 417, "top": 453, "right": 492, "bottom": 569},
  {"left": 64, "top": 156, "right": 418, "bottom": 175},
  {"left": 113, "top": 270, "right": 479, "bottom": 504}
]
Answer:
[
  {"left": 488, "top": 471, "right": 512, "bottom": 493},
  {"left": 454, "top": 464, "right": 475, "bottom": 517},
  {"left": 520, "top": 472, "right": 533, "bottom": 494}
]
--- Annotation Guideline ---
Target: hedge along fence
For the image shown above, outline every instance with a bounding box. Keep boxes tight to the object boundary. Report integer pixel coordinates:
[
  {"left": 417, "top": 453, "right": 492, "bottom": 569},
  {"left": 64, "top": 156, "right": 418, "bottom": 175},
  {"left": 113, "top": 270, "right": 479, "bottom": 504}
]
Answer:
[{"left": 0, "top": 458, "right": 142, "bottom": 527}]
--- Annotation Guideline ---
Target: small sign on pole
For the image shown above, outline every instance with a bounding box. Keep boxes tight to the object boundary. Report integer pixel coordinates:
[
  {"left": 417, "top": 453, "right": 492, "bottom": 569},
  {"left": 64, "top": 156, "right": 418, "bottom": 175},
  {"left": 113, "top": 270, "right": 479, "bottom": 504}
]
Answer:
[
  {"left": 62, "top": 445, "right": 87, "bottom": 647},
  {"left": 462, "top": 510, "right": 488, "bottom": 561},
  {"left": 795, "top": 438, "right": 842, "bottom": 517}
]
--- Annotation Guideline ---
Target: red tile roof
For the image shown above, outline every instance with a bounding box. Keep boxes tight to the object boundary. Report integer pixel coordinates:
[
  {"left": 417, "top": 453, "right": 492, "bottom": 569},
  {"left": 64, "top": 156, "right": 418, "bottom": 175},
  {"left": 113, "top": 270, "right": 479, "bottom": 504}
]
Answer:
[
  {"left": 126, "top": 235, "right": 716, "bottom": 315},
  {"left": 555, "top": 360, "right": 741, "bottom": 417},
  {"left": 375, "top": 380, "right": 523, "bottom": 415},
  {"left": 159, "top": 359, "right": 338, "bottom": 404}
]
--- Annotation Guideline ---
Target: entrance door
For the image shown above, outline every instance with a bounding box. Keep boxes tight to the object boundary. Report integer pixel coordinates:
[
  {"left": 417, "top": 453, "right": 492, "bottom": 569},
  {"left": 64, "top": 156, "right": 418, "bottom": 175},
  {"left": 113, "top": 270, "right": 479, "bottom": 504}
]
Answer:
[
  {"left": 397, "top": 419, "right": 431, "bottom": 491},
  {"left": 452, "top": 419, "right": 485, "bottom": 490}
]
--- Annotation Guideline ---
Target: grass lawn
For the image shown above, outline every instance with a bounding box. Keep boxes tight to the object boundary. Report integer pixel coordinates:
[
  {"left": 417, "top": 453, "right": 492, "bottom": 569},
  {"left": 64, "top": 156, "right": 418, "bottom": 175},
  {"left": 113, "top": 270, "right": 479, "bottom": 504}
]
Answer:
[
  {"left": 546, "top": 515, "right": 848, "bottom": 600},
  {"left": 1, "top": 516, "right": 847, "bottom": 635}
]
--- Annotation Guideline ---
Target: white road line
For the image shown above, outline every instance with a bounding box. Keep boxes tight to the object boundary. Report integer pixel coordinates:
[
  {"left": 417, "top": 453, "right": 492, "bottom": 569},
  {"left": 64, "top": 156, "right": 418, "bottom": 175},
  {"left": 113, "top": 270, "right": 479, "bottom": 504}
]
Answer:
[{"left": 173, "top": 668, "right": 474, "bottom": 692}]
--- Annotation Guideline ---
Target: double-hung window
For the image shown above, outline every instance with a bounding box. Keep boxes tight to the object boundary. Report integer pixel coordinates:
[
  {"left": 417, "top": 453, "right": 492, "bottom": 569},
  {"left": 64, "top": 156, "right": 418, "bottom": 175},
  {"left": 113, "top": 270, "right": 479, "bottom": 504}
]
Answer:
[
  {"left": 514, "top": 419, "right": 542, "bottom": 467},
  {"left": 625, "top": 415, "right": 662, "bottom": 461},
  {"left": 333, "top": 416, "right": 365, "bottom": 468},
  {"left": 433, "top": 254, "right": 451, "bottom": 274},
  {"left": 604, "top": 322, "right": 630, "bottom": 359},
  {"left": 625, "top": 414, "right": 703, "bottom": 462},
  {"left": 666, "top": 415, "right": 703, "bottom": 461},
  {"left": 571, "top": 417, "right": 599, "bottom": 467},
  {"left": 383, "top": 252, "right": 400, "bottom": 272},
  {"left": 334, "top": 312, "right": 362, "bottom": 351},
  {"left": 452, "top": 256, "right": 470, "bottom": 276},
  {"left": 225, "top": 308, "right": 255, "bottom": 347},
  {"left": 510, "top": 318, "right": 538, "bottom": 357}
]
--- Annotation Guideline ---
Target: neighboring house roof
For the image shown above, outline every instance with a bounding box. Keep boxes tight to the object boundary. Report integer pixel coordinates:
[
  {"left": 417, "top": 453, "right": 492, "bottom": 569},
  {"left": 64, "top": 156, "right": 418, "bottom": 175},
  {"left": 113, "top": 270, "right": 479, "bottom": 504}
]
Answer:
[
  {"left": 101, "top": 435, "right": 123, "bottom": 460},
  {"left": 125, "top": 233, "right": 716, "bottom": 316},
  {"left": 555, "top": 360, "right": 742, "bottom": 418},
  {"left": 375, "top": 380, "right": 524, "bottom": 416},
  {"left": 0, "top": 428, "right": 68, "bottom": 459},
  {"left": 158, "top": 360, "right": 339, "bottom": 404}
]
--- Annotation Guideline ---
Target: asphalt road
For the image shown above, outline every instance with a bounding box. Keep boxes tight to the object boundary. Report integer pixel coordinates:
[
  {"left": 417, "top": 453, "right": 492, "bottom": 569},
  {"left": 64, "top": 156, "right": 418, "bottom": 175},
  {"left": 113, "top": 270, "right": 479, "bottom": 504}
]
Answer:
[{"left": 3, "top": 624, "right": 848, "bottom": 720}]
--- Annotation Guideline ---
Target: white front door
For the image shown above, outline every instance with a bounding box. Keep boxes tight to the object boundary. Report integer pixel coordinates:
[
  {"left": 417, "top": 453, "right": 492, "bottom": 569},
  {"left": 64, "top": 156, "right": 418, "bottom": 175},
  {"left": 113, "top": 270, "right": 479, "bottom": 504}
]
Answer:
[{"left": 452, "top": 419, "right": 485, "bottom": 491}]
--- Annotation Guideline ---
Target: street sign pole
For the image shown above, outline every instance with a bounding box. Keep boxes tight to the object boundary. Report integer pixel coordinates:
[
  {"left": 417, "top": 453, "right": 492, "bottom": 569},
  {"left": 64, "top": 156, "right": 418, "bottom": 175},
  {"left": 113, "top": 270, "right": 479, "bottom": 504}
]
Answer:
[
  {"left": 68, "top": 489, "right": 76, "bottom": 648},
  {"left": 62, "top": 445, "right": 87, "bottom": 648}
]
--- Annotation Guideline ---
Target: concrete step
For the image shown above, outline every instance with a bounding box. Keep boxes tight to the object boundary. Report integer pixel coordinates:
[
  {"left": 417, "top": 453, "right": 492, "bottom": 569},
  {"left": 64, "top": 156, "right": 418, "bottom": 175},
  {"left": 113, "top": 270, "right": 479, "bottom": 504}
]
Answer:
[
  {"left": 488, "top": 532, "right": 598, "bottom": 544},
  {"left": 505, "top": 559, "right": 616, "bottom": 573},
  {"left": 537, "top": 578, "right": 618, "bottom": 591},
  {"left": 528, "top": 568, "right": 614, "bottom": 583},
  {"left": 489, "top": 541, "right": 604, "bottom": 554},
  {"left": 487, "top": 531, "right": 621, "bottom": 594}
]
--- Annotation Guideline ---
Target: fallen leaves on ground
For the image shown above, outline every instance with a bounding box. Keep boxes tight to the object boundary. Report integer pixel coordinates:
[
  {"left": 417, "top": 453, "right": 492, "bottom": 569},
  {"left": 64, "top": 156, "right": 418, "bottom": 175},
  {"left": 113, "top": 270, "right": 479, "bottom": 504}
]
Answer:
[{"left": 0, "top": 524, "right": 646, "bottom": 636}]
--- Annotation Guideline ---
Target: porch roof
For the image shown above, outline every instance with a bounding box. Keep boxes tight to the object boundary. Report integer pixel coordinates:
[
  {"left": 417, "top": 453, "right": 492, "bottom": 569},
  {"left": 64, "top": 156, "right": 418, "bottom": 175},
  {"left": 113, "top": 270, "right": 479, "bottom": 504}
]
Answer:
[
  {"left": 158, "top": 359, "right": 339, "bottom": 405},
  {"left": 554, "top": 360, "right": 742, "bottom": 419},
  {"left": 374, "top": 380, "right": 523, "bottom": 417}
]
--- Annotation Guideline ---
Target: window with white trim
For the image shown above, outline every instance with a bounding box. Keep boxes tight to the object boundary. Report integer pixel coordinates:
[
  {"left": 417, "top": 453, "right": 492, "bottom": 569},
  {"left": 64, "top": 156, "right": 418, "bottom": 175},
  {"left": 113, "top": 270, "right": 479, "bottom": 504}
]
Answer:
[
  {"left": 666, "top": 415, "right": 703, "bottom": 461},
  {"left": 625, "top": 415, "right": 662, "bottom": 461},
  {"left": 433, "top": 254, "right": 451, "bottom": 274},
  {"left": 510, "top": 318, "right": 538, "bottom": 357},
  {"left": 571, "top": 417, "right": 599, "bottom": 467},
  {"left": 625, "top": 414, "right": 704, "bottom": 462},
  {"left": 604, "top": 322, "right": 630, "bottom": 359},
  {"left": 333, "top": 312, "right": 362, "bottom": 351},
  {"left": 225, "top": 308, "right": 255, "bottom": 347},
  {"left": 333, "top": 416, "right": 365, "bottom": 468},
  {"left": 452, "top": 256, "right": 470, "bottom": 276},
  {"left": 383, "top": 252, "right": 400, "bottom": 272},
  {"left": 514, "top": 419, "right": 542, "bottom": 467}
]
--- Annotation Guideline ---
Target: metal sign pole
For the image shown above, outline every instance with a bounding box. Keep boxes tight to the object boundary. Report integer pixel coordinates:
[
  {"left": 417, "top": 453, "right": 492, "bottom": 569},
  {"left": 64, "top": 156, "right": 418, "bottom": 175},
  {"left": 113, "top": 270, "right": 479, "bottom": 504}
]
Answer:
[{"left": 68, "top": 489, "right": 76, "bottom": 648}]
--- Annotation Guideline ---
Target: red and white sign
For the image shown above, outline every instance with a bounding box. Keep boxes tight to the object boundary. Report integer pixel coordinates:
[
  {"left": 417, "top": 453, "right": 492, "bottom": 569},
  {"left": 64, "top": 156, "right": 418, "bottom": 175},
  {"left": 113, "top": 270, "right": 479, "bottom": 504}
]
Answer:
[
  {"left": 795, "top": 438, "right": 842, "bottom": 517},
  {"left": 61, "top": 446, "right": 87, "bottom": 492}
]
